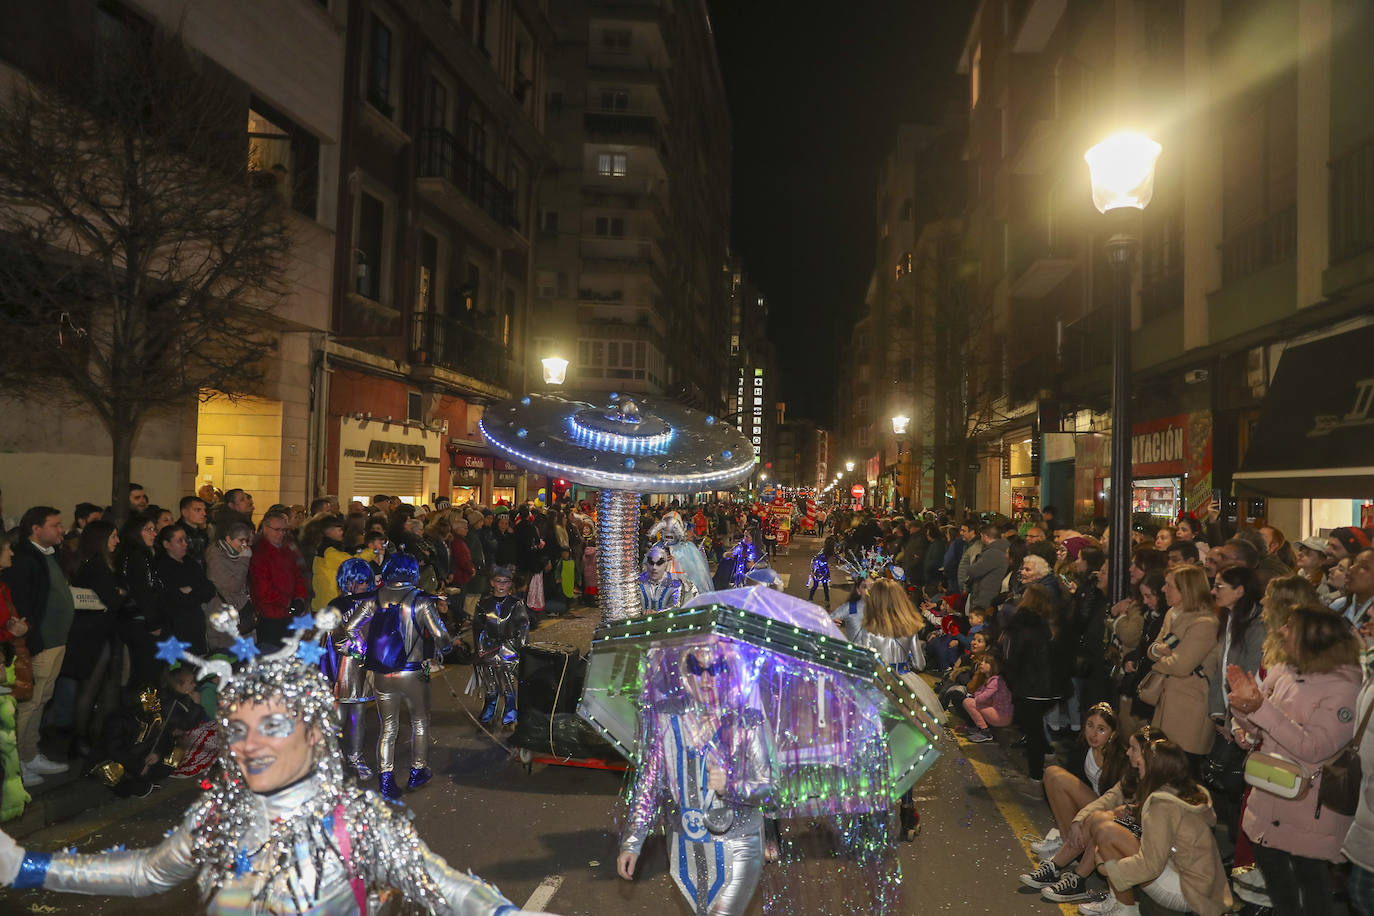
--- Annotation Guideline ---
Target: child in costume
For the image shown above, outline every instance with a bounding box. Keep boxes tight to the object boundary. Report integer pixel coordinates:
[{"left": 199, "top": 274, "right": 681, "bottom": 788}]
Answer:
[{"left": 807, "top": 536, "right": 835, "bottom": 607}]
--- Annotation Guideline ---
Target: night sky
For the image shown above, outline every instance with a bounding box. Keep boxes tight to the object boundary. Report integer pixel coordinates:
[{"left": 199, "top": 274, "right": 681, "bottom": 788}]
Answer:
[{"left": 706, "top": 1, "right": 975, "bottom": 426}]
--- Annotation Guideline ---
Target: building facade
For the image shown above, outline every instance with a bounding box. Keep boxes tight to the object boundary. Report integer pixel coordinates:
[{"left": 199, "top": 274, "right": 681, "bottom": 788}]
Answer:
[
  {"left": 324, "top": 0, "right": 556, "bottom": 509},
  {"left": 0, "top": 0, "right": 342, "bottom": 512},
  {"left": 954, "top": 0, "right": 1373, "bottom": 532},
  {"left": 531, "top": 0, "right": 732, "bottom": 410}
]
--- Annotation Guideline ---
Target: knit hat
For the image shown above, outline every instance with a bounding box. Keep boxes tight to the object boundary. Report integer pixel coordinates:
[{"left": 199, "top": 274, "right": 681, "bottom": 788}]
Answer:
[
  {"left": 1061, "top": 536, "right": 1090, "bottom": 560},
  {"left": 491, "top": 565, "right": 515, "bottom": 581},
  {"left": 1330, "top": 526, "right": 1372, "bottom": 556}
]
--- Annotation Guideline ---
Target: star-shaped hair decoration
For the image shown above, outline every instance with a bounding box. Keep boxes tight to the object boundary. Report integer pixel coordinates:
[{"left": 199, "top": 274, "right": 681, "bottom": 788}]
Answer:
[
  {"left": 232, "top": 848, "right": 254, "bottom": 876},
  {"left": 155, "top": 636, "right": 192, "bottom": 665},
  {"left": 288, "top": 613, "right": 316, "bottom": 633},
  {"left": 294, "top": 640, "right": 326, "bottom": 666},
  {"left": 229, "top": 636, "right": 261, "bottom": 662}
]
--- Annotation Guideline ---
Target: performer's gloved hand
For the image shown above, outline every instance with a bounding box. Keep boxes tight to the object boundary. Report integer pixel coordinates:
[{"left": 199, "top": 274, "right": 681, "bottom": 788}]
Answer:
[{"left": 0, "top": 827, "right": 25, "bottom": 886}]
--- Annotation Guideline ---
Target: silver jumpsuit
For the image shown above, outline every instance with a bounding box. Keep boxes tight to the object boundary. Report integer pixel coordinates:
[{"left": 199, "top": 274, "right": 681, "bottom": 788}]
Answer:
[
  {"left": 344, "top": 584, "right": 451, "bottom": 774},
  {"left": 638, "top": 572, "right": 697, "bottom": 613},
  {"left": 621, "top": 709, "right": 775, "bottom": 916},
  {"left": 7, "top": 773, "right": 521, "bottom": 915}
]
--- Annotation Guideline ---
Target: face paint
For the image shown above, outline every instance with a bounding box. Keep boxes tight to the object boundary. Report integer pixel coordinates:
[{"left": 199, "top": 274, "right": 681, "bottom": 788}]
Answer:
[
  {"left": 224, "top": 701, "right": 315, "bottom": 793},
  {"left": 258, "top": 713, "right": 297, "bottom": 739}
]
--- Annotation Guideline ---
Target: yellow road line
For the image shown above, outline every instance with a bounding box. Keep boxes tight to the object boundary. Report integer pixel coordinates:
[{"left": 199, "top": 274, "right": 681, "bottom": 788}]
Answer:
[{"left": 955, "top": 733, "right": 1078, "bottom": 916}]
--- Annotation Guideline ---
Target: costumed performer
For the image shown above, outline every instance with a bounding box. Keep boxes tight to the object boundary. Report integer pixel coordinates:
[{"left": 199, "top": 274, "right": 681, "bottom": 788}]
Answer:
[
  {"left": 649, "top": 512, "right": 713, "bottom": 597},
  {"left": 639, "top": 544, "right": 697, "bottom": 613},
  {"left": 0, "top": 606, "right": 554, "bottom": 915},
  {"left": 344, "top": 553, "right": 451, "bottom": 800},
  {"left": 470, "top": 566, "right": 530, "bottom": 728},
  {"left": 617, "top": 638, "right": 776, "bottom": 916},
  {"left": 806, "top": 536, "right": 835, "bottom": 607},
  {"left": 722, "top": 531, "right": 760, "bottom": 589},
  {"left": 321, "top": 557, "right": 377, "bottom": 779}
]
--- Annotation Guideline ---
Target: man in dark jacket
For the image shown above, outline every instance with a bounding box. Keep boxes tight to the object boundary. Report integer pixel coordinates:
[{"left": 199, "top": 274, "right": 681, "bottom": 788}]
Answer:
[
  {"left": 212, "top": 488, "right": 254, "bottom": 541},
  {"left": 174, "top": 496, "right": 210, "bottom": 568},
  {"left": 6, "top": 506, "right": 75, "bottom": 784},
  {"left": 1003, "top": 600, "right": 1054, "bottom": 780},
  {"left": 966, "top": 525, "right": 1009, "bottom": 611}
]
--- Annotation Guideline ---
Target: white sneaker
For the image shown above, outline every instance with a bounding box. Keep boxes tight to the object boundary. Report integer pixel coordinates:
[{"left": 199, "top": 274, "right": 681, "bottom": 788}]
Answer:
[
  {"left": 19, "top": 761, "right": 44, "bottom": 787},
  {"left": 1030, "top": 827, "right": 1063, "bottom": 858},
  {"left": 27, "top": 753, "right": 69, "bottom": 775},
  {"left": 1078, "top": 898, "right": 1138, "bottom": 916}
]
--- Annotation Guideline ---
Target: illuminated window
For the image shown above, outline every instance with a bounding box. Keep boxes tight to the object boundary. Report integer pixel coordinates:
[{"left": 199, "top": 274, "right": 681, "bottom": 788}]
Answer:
[
  {"left": 970, "top": 43, "right": 981, "bottom": 109},
  {"left": 597, "top": 153, "right": 628, "bottom": 178}
]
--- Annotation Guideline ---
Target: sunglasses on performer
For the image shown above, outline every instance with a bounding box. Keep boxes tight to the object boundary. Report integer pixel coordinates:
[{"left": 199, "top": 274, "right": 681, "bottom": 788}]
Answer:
[
  {"left": 648, "top": 558, "right": 668, "bottom": 566},
  {"left": 684, "top": 654, "right": 729, "bottom": 677}
]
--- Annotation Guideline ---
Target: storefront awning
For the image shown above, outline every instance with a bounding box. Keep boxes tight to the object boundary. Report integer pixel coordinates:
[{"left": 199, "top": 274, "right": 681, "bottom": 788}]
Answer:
[{"left": 1233, "top": 324, "right": 1374, "bottom": 499}]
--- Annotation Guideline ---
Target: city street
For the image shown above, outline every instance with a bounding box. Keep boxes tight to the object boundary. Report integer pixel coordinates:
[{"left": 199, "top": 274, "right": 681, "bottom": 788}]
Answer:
[{"left": 0, "top": 537, "right": 1072, "bottom": 916}]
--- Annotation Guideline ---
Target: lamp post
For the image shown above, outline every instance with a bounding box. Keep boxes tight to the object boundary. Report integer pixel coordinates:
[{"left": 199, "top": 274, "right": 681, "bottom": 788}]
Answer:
[
  {"left": 1085, "top": 131, "right": 1161, "bottom": 604},
  {"left": 891, "top": 414, "right": 910, "bottom": 512},
  {"left": 541, "top": 356, "right": 569, "bottom": 386}
]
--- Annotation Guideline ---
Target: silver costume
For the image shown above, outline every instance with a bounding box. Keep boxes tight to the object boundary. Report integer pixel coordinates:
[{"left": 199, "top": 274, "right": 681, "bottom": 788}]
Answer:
[
  {"left": 6, "top": 772, "right": 522, "bottom": 915},
  {"left": 638, "top": 571, "right": 697, "bottom": 613},
  {"left": 344, "top": 583, "right": 452, "bottom": 778},
  {"left": 621, "top": 709, "right": 775, "bottom": 916},
  {"left": 470, "top": 594, "right": 530, "bottom": 726}
]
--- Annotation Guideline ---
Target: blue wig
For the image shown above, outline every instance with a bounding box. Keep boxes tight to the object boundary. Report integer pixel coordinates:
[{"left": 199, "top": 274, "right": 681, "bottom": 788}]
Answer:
[
  {"left": 381, "top": 552, "right": 421, "bottom": 587},
  {"left": 336, "top": 557, "right": 375, "bottom": 595}
]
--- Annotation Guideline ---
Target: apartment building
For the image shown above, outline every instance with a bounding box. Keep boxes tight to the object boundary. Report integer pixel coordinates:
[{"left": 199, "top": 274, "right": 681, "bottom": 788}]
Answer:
[
  {"left": 957, "top": 0, "right": 1373, "bottom": 532},
  {"left": 0, "top": 0, "right": 342, "bottom": 510},
  {"left": 531, "top": 0, "right": 732, "bottom": 411},
  {"left": 324, "top": 0, "right": 556, "bottom": 508}
]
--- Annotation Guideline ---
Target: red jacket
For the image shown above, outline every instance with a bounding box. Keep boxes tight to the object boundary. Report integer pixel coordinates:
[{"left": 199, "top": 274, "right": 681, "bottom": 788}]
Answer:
[
  {"left": 0, "top": 582, "right": 16, "bottom": 641},
  {"left": 248, "top": 537, "right": 306, "bottom": 620},
  {"left": 450, "top": 537, "right": 475, "bottom": 586}
]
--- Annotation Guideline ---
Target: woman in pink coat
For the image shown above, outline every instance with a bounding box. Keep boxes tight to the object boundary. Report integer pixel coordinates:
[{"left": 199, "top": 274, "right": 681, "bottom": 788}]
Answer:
[{"left": 1228, "top": 605, "right": 1363, "bottom": 915}]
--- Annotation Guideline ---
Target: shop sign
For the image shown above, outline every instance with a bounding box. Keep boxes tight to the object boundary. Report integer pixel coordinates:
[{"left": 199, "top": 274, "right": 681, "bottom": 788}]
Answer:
[
  {"left": 453, "top": 466, "right": 483, "bottom": 484},
  {"left": 362, "top": 439, "right": 440, "bottom": 466},
  {"left": 496, "top": 459, "right": 520, "bottom": 472},
  {"left": 450, "top": 451, "right": 492, "bottom": 470},
  {"left": 1132, "top": 415, "right": 1187, "bottom": 476}
]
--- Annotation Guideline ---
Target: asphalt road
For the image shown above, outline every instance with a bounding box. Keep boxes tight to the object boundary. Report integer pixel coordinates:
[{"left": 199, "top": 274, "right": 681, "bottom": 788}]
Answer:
[{"left": 1, "top": 536, "right": 1084, "bottom": 916}]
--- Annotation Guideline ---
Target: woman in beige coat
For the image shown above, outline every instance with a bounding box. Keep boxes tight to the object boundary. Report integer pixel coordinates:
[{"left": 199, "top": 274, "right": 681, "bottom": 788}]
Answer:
[{"left": 1147, "top": 564, "right": 1220, "bottom": 759}]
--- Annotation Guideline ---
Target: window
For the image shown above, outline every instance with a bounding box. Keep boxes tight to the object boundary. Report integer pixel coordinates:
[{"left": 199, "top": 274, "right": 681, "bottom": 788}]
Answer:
[
  {"left": 577, "top": 338, "right": 648, "bottom": 379},
  {"left": 597, "top": 153, "right": 628, "bottom": 178},
  {"left": 593, "top": 215, "right": 625, "bottom": 237},
  {"left": 856, "top": 396, "right": 870, "bottom": 415},
  {"left": 407, "top": 392, "right": 423, "bottom": 423},
  {"left": 857, "top": 365, "right": 871, "bottom": 381},
  {"left": 970, "top": 42, "right": 981, "bottom": 109},
  {"left": 502, "top": 288, "right": 515, "bottom": 347},
  {"left": 599, "top": 89, "right": 630, "bottom": 111},
  {"left": 418, "top": 231, "right": 439, "bottom": 313},
  {"left": 601, "top": 29, "right": 632, "bottom": 53},
  {"left": 356, "top": 192, "right": 385, "bottom": 300},
  {"left": 536, "top": 270, "right": 557, "bottom": 299},
  {"left": 247, "top": 100, "right": 320, "bottom": 219},
  {"left": 540, "top": 209, "right": 559, "bottom": 236},
  {"left": 367, "top": 14, "right": 394, "bottom": 114},
  {"left": 426, "top": 75, "right": 449, "bottom": 130},
  {"left": 858, "top": 427, "right": 871, "bottom": 447}
]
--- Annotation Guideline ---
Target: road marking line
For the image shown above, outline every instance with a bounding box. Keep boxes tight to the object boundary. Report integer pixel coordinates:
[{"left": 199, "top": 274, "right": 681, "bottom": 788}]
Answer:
[
  {"left": 522, "top": 874, "right": 563, "bottom": 911},
  {"left": 956, "top": 735, "right": 1077, "bottom": 916}
]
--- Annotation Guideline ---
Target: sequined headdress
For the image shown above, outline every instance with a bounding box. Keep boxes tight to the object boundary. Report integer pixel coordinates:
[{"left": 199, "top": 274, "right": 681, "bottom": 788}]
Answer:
[{"left": 835, "top": 546, "right": 903, "bottom": 583}]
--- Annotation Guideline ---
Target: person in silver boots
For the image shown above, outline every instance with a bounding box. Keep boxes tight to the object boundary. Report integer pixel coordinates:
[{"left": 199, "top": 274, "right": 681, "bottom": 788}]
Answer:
[
  {"left": 345, "top": 552, "right": 451, "bottom": 799},
  {"left": 470, "top": 566, "right": 530, "bottom": 728}
]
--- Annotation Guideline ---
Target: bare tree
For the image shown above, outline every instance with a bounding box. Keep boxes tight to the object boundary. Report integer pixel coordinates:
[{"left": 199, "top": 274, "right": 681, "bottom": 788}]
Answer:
[{"left": 0, "top": 30, "right": 290, "bottom": 522}]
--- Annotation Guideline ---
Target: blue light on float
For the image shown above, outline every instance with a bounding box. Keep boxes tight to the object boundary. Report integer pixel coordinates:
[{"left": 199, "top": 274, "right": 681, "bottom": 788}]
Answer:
[{"left": 567, "top": 415, "right": 674, "bottom": 455}]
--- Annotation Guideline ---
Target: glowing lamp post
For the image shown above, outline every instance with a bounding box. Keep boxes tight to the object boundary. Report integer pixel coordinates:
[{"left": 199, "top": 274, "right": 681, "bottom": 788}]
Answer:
[
  {"left": 845, "top": 460, "right": 855, "bottom": 473},
  {"left": 1085, "top": 131, "right": 1160, "bottom": 603},
  {"left": 890, "top": 414, "right": 911, "bottom": 511},
  {"left": 541, "top": 356, "right": 569, "bottom": 386}
]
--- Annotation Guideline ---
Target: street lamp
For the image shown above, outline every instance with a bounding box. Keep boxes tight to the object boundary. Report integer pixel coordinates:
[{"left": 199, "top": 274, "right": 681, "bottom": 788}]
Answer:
[
  {"left": 1085, "top": 131, "right": 1161, "bottom": 604},
  {"left": 890, "top": 415, "right": 910, "bottom": 511},
  {"left": 890, "top": 415, "right": 910, "bottom": 437},
  {"left": 845, "top": 460, "right": 855, "bottom": 473},
  {"left": 541, "top": 356, "right": 569, "bottom": 386}
]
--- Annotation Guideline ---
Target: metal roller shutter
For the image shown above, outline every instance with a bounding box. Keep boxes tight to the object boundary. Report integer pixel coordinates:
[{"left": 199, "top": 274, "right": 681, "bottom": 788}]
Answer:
[{"left": 349, "top": 463, "right": 425, "bottom": 504}]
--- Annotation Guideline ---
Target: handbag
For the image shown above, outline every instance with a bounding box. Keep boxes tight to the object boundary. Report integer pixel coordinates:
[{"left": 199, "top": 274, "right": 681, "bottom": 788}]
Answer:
[
  {"left": 1202, "top": 736, "right": 1248, "bottom": 798},
  {"left": 1316, "top": 698, "right": 1374, "bottom": 816},
  {"left": 1135, "top": 669, "right": 1166, "bottom": 706},
  {"left": 1244, "top": 750, "right": 1308, "bottom": 800}
]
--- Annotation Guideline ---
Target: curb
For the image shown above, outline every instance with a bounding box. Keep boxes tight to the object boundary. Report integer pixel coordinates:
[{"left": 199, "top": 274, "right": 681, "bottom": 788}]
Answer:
[{"left": 5, "top": 771, "right": 199, "bottom": 843}]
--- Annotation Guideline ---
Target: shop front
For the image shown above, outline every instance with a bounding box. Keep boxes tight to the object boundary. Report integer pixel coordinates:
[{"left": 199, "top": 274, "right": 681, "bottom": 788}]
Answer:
[
  {"left": 1085, "top": 410, "right": 1214, "bottom": 526},
  {"left": 337, "top": 416, "right": 443, "bottom": 507},
  {"left": 1004, "top": 428, "right": 1039, "bottom": 515},
  {"left": 448, "top": 449, "right": 491, "bottom": 507},
  {"left": 493, "top": 459, "right": 520, "bottom": 507}
]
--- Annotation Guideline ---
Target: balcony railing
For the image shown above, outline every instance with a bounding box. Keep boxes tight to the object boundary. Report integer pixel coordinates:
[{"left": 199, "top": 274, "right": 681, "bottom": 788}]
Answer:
[
  {"left": 583, "top": 111, "right": 666, "bottom": 156},
  {"left": 412, "top": 311, "right": 511, "bottom": 388},
  {"left": 417, "top": 128, "right": 518, "bottom": 231},
  {"left": 1220, "top": 204, "right": 1296, "bottom": 284},
  {"left": 1060, "top": 306, "right": 1114, "bottom": 380},
  {"left": 1330, "top": 136, "right": 1374, "bottom": 264}
]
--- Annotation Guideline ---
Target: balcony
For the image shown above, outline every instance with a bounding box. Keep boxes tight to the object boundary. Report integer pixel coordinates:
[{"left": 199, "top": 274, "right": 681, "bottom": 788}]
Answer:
[
  {"left": 586, "top": 59, "right": 673, "bottom": 110},
  {"left": 411, "top": 312, "right": 512, "bottom": 398},
  {"left": 1220, "top": 204, "right": 1296, "bottom": 285},
  {"left": 1059, "top": 306, "right": 1113, "bottom": 382},
  {"left": 1009, "top": 236, "right": 1079, "bottom": 298},
  {"left": 1140, "top": 270, "right": 1183, "bottom": 315},
  {"left": 579, "top": 238, "right": 668, "bottom": 292},
  {"left": 584, "top": 111, "right": 667, "bottom": 156},
  {"left": 582, "top": 183, "right": 671, "bottom": 232},
  {"left": 416, "top": 128, "right": 522, "bottom": 249},
  {"left": 590, "top": 0, "right": 668, "bottom": 25}
]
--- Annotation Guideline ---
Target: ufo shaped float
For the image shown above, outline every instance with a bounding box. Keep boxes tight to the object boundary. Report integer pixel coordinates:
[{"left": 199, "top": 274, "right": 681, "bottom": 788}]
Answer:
[{"left": 480, "top": 393, "right": 755, "bottom": 622}]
